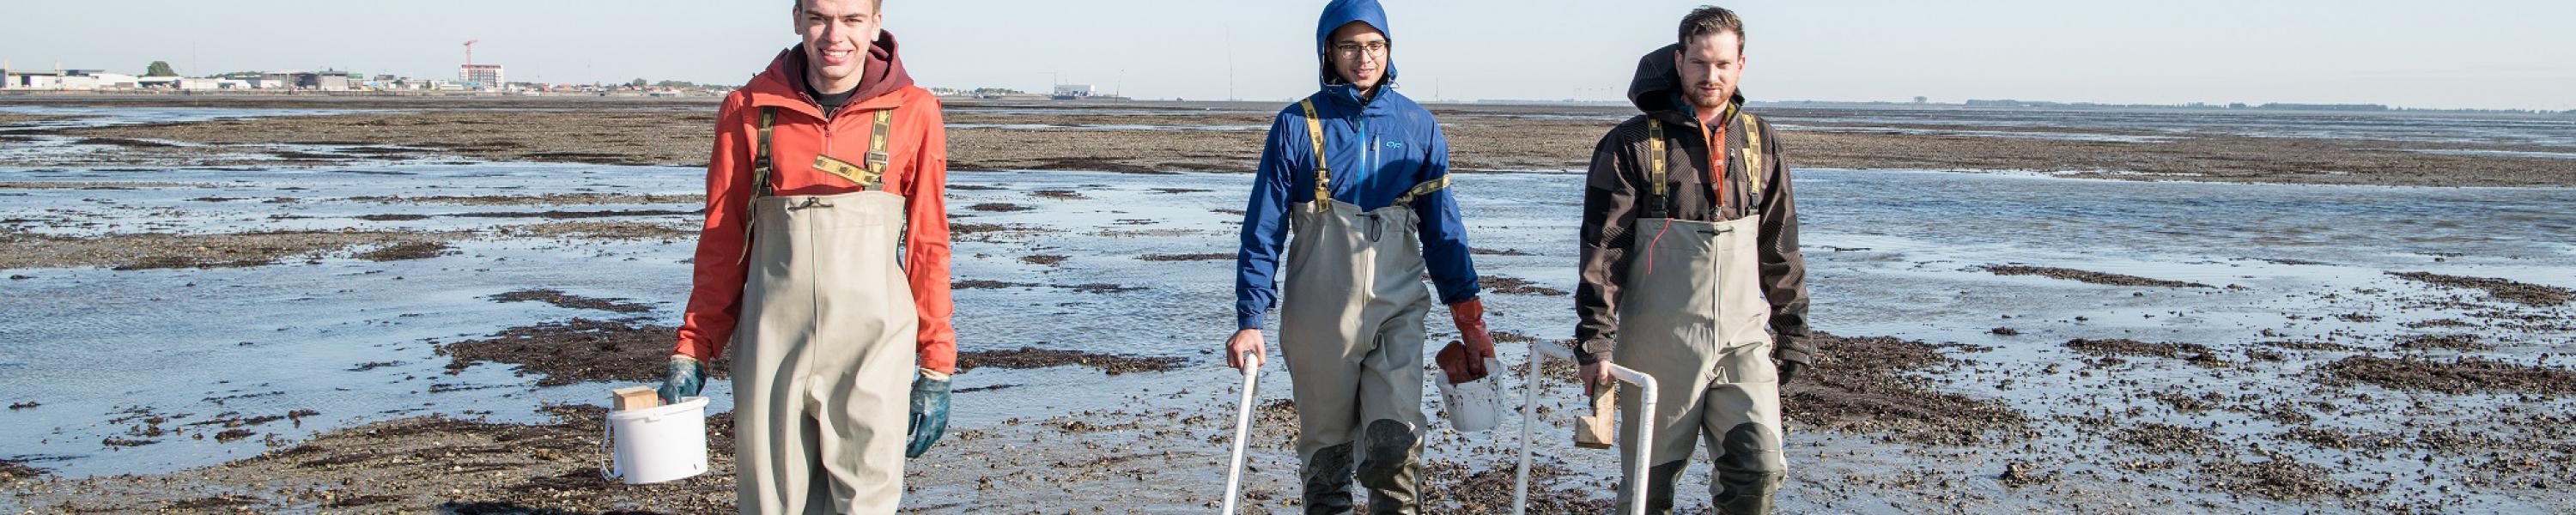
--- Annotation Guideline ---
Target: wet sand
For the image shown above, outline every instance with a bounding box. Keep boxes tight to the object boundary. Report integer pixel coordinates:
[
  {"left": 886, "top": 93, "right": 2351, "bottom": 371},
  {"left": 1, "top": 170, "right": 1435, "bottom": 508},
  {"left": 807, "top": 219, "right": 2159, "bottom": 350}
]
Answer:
[
  {"left": 4, "top": 95, "right": 2575, "bottom": 512},
  {"left": 0, "top": 328, "right": 2009, "bottom": 512}
]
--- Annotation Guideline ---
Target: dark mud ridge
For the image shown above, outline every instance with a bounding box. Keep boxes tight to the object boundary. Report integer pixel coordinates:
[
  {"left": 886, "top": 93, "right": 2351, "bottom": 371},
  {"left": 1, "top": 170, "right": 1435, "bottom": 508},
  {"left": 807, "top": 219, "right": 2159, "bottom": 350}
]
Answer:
[
  {"left": 346, "top": 192, "right": 704, "bottom": 206},
  {"left": 489, "top": 288, "right": 654, "bottom": 313},
  {"left": 0, "top": 459, "right": 44, "bottom": 482},
  {"left": 440, "top": 318, "right": 723, "bottom": 386},
  {"left": 0, "top": 229, "right": 461, "bottom": 270},
  {"left": 2317, "top": 355, "right": 2576, "bottom": 396},
  {"left": 2115, "top": 422, "right": 2225, "bottom": 456},
  {"left": 1984, "top": 265, "right": 2211, "bottom": 288},
  {"left": 950, "top": 280, "right": 1146, "bottom": 294},
  {"left": 2063, "top": 338, "right": 2226, "bottom": 367},
  {"left": 957, "top": 347, "right": 1185, "bottom": 375},
  {"left": 495, "top": 221, "right": 695, "bottom": 240},
  {"left": 1479, "top": 275, "right": 1569, "bottom": 296},
  {"left": 1139, "top": 252, "right": 1230, "bottom": 262},
  {"left": 70, "top": 405, "right": 733, "bottom": 512},
  {"left": 1783, "top": 333, "right": 2031, "bottom": 445},
  {"left": 353, "top": 241, "right": 454, "bottom": 262},
  {"left": 2201, "top": 458, "right": 2378, "bottom": 500},
  {"left": 1490, "top": 331, "right": 1584, "bottom": 384},
  {"left": 449, "top": 209, "right": 697, "bottom": 220},
  {"left": 1414, "top": 459, "right": 1613, "bottom": 513},
  {"left": 951, "top": 279, "right": 1034, "bottom": 289},
  {"left": 2389, "top": 271, "right": 2573, "bottom": 306},
  {"left": 951, "top": 222, "right": 1039, "bottom": 234},
  {"left": 2391, "top": 333, "right": 2492, "bottom": 352}
]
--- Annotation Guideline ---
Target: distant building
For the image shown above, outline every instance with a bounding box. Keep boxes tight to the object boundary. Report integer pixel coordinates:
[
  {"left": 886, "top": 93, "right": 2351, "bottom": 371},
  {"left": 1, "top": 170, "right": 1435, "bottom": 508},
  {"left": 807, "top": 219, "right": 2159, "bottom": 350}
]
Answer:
[
  {"left": 1, "top": 69, "right": 66, "bottom": 89},
  {"left": 5, "top": 70, "right": 127, "bottom": 89},
  {"left": 276, "top": 70, "right": 356, "bottom": 91},
  {"left": 459, "top": 64, "right": 504, "bottom": 90},
  {"left": 90, "top": 72, "right": 140, "bottom": 89},
  {"left": 246, "top": 74, "right": 295, "bottom": 89},
  {"left": 138, "top": 76, "right": 248, "bottom": 90},
  {"left": 1051, "top": 83, "right": 1095, "bottom": 100}
]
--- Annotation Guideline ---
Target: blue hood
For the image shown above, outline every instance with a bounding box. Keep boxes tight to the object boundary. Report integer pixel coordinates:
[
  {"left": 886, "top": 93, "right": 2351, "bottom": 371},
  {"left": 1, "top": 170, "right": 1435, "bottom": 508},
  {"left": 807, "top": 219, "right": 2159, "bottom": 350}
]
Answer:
[{"left": 1315, "top": 0, "right": 1396, "bottom": 89}]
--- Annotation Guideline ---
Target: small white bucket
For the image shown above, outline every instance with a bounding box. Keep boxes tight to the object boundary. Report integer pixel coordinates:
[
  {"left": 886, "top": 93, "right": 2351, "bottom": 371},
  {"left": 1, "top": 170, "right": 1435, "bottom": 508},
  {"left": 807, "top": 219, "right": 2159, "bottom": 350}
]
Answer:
[
  {"left": 1437, "top": 358, "right": 1507, "bottom": 433},
  {"left": 601, "top": 396, "right": 710, "bottom": 485}
]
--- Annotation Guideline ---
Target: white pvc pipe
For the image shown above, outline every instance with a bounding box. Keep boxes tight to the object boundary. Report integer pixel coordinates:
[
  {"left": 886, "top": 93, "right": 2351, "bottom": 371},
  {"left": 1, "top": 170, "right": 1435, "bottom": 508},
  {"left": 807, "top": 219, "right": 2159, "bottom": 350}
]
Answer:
[
  {"left": 1514, "top": 341, "right": 1657, "bottom": 515},
  {"left": 1218, "top": 350, "right": 1261, "bottom": 514}
]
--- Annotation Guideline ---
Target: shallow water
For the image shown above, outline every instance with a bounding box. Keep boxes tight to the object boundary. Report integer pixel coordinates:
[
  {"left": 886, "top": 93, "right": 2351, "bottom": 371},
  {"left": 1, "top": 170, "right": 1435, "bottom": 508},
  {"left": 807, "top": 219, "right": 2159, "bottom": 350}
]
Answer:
[{"left": 1765, "top": 108, "right": 2576, "bottom": 148}]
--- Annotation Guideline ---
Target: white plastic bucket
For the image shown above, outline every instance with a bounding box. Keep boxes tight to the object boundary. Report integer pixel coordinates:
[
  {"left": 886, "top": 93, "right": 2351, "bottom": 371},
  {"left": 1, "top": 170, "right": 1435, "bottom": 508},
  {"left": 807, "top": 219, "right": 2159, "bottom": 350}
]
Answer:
[
  {"left": 1437, "top": 358, "right": 1506, "bottom": 433},
  {"left": 601, "top": 396, "right": 710, "bottom": 485}
]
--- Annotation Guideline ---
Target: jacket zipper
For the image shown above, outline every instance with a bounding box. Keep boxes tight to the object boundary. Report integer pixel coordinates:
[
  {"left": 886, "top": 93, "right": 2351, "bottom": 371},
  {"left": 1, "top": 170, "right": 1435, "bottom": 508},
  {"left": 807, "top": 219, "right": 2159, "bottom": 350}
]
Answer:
[{"left": 793, "top": 91, "right": 838, "bottom": 156}]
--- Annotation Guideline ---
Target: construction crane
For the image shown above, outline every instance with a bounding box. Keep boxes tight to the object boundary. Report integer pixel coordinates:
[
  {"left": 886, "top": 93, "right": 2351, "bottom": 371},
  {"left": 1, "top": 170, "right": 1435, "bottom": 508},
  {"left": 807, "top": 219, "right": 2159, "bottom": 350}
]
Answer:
[{"left": 463, "top": 39, "right": 479, "bottom": 66}]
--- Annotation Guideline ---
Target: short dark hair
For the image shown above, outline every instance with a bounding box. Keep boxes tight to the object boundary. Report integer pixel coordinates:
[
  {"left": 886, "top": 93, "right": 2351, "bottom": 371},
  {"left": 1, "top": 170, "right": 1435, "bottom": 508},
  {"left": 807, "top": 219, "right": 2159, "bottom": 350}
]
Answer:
[
  {"left": 793, "top": 0, "right": 884, "bottom": 11},
  {"left": 1678, "top": 6, "right": 1745, "bottom": 53}
]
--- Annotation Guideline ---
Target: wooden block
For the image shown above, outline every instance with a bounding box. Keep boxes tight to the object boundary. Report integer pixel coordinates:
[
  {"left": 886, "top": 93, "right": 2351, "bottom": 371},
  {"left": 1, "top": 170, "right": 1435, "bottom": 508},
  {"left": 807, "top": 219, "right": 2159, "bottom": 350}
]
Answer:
[
  {"left": 1574, "top": 385, "right": 1617, "bottom": 449},
  {"left": 612, "top": 386, "right": 660, "bottom": 411}
]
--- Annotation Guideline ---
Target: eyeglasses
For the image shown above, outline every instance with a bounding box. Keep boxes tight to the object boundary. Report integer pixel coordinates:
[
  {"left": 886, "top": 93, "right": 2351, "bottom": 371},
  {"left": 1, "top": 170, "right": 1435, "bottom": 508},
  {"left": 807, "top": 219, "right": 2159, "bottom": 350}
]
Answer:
[{"left": 1332, "top": 41, "right": 1389, "bottom": 57}]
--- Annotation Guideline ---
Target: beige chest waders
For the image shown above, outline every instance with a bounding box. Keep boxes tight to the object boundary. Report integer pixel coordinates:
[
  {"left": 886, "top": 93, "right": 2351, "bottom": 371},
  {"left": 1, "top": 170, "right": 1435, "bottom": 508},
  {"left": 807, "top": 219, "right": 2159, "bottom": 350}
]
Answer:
[
  {"left": 1277, "top": 99, "right": 1449, "bottom": 514},
  {"left": 1615, "top": 116, "right": 1786, "bottom": 515},
  {"left": 733, "top": 106, "right": 916, "bottom": 515}
]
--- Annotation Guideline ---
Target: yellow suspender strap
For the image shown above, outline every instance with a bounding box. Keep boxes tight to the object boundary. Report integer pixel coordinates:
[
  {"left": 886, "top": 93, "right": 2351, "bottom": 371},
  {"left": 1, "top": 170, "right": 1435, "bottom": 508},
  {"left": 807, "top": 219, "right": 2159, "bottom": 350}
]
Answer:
[
  {"left": 740, "top": 106, "right": 779, "bottom": 264},
  {"left": 808, "top": 107, "right": 899, "bottom": 190},
  {"left": 1299, "top": 100, "right": 1331, "bottom": 211},
  {"left": 1646, "top": 118, "right": 1668, "bottom": 199},
  {"left": 867, "top": 108, "right": 895, "bottom": 192},
  {"left": 753, "top": 107, "right": 777, "bottom": 197},
  {"left": 1738, "top": 111, "right": 1765, "bottom": 199},
  {"left": 1391, "top": 176, "right": 1449, "bottom": 207}
]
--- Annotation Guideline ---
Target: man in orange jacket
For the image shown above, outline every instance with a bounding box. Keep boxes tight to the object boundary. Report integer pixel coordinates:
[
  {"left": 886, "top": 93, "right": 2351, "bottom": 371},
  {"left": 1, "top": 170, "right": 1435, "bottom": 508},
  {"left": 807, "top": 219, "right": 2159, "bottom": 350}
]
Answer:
[{"left": 657, "top": 0, "right": 955, "bottom": 512}]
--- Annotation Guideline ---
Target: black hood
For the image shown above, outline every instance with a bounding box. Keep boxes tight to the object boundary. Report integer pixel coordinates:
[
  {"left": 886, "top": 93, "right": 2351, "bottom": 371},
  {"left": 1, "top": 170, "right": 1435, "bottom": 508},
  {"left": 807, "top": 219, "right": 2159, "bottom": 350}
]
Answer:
[{"left": 1626, "top": 43, "right": 1745, "bottom": 122}]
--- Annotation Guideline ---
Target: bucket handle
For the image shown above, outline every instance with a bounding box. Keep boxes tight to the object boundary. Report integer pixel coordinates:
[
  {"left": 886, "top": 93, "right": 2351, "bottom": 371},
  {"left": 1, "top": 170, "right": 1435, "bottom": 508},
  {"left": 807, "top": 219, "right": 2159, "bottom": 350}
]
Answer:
[{"left": 599, "top": 415, "right": 622, "bottom": 481}]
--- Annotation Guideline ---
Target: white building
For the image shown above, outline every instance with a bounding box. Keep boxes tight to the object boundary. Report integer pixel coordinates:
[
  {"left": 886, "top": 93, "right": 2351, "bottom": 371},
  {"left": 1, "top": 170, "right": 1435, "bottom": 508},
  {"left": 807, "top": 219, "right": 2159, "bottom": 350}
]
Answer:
[
  {"left": 2, "top": 70, "right": 135, "bottom": 90},
  {"left": 89, "top": 72, "right": 139, "bottom": 88},
  {"left": 459, "top": 64, "right": 503, "bottom": 90}
]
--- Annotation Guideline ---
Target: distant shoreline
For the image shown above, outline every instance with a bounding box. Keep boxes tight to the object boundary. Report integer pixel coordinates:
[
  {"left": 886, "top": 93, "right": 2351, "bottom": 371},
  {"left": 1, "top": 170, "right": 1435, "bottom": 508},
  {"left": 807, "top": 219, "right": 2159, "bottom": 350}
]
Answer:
[
  {"left": 8, "top": 91, "right": 2570, "bottom": 118},
  {"left": 5, "top": 95, "right": 2572, "bottom": 187}
]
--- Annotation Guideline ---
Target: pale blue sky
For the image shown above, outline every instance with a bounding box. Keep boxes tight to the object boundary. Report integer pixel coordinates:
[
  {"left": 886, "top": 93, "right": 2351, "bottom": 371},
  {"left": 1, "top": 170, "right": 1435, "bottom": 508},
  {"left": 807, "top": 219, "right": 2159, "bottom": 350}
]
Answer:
[{"left": 5, "top": 1, "right": 2571, "bottom": 110}]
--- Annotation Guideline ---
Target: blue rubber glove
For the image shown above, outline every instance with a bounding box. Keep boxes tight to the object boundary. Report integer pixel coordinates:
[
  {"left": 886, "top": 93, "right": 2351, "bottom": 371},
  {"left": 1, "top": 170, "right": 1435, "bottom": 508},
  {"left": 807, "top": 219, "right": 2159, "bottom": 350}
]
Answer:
[
  {"left": 658, "top": 355, "right": 706, "bottom": 403},
  {"left": 905, "top": 368, "right": 951, "bottom": 458}
]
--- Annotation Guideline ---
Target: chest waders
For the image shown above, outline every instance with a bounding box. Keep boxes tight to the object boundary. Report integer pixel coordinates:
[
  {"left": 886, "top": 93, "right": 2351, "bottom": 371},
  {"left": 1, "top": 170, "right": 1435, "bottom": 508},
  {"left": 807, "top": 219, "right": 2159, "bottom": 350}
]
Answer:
[
  {"left": 1279, "top": 99, "right": 1451, "bottom": 515},
  {"left": 1617, "top": 113, "right": 1785, "bottom": 515},
  {"left": 734, "top": 106, "right": 916, "bottom": 515}
]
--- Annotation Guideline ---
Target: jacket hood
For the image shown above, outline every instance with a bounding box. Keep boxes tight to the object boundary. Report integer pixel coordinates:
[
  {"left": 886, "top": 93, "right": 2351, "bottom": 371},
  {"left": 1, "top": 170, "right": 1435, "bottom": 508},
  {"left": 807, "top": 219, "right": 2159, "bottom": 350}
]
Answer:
[
  {"left": 1627, "top": 43, "right": 1744, "bottom": 122},
  {"left": 1315, "top": 0, "right": 1396, "bottom": 89},
  {"left": 745, "top": 30, "right": 915, "bottom": 111}
]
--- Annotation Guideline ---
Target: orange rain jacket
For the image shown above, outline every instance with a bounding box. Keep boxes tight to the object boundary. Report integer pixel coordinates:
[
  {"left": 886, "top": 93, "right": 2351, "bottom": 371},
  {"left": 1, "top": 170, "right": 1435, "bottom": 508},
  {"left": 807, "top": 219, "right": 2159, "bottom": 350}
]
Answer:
[{"left": 674, "top": 36, "right": 956, "bottom": 373}]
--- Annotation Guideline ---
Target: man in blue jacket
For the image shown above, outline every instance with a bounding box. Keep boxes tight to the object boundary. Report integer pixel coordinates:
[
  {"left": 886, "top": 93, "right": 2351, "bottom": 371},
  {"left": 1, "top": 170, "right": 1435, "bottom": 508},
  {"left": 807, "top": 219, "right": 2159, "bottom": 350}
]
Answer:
[{"left": 1222, "top": 1, "right": 1495, "bottom": 512}]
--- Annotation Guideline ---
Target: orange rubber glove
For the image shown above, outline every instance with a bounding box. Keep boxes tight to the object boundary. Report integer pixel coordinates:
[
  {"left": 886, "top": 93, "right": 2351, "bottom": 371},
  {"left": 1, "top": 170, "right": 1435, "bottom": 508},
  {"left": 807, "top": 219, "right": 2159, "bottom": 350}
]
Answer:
[{"left": 1443, "top": 299, "right": 1496, "bottom": 381}]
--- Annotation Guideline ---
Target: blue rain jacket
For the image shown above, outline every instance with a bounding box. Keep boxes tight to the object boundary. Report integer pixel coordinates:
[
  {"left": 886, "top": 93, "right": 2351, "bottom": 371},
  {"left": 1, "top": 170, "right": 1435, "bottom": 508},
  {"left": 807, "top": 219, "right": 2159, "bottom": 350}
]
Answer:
[{"left": 1235, "top": 0, "right": 1479, "bottom": 330}]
